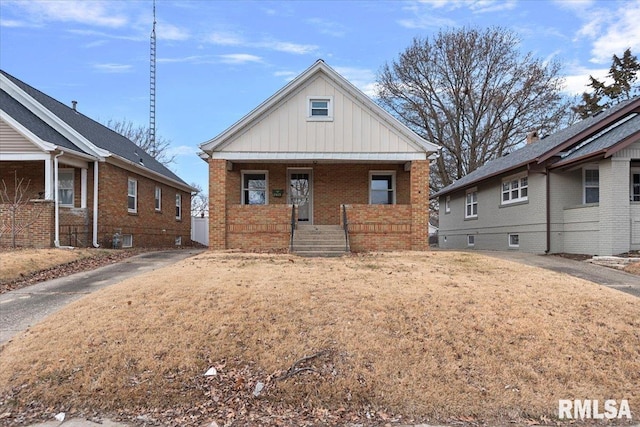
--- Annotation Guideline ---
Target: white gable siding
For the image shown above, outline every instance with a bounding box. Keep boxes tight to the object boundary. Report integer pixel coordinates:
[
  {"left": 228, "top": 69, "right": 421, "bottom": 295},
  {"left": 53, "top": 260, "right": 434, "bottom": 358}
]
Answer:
[
  {"left": 218, "top": 75, "right": 420, "bottom": 154},
  {"left": 0, "top": 118, "right": 42, "bottom": 153},
  {"left": 613, "top": 141, "right": 640, "bottom": 159}
]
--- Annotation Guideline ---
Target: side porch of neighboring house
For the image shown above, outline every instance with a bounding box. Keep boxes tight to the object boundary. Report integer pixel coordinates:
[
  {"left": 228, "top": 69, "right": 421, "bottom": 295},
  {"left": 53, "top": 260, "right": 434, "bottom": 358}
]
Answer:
[{"left": 208, "top": 159, "right": 431, "bottom": 253}]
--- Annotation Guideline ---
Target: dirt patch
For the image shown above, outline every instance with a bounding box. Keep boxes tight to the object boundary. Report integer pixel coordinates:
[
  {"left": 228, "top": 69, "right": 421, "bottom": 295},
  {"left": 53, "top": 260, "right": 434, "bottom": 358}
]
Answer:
[{"left": 0, "top": 251, "right": 638, "bottom": 426}]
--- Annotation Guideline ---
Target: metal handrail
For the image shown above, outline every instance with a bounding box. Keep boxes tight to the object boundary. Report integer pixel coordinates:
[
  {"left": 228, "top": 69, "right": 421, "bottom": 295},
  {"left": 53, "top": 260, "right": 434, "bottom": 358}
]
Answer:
[
  {"left": 289, "top": 204, "right": 296, "bottom": 252},
  {"left": 342, "top": 204, "right": 350, "bottom": 252}
]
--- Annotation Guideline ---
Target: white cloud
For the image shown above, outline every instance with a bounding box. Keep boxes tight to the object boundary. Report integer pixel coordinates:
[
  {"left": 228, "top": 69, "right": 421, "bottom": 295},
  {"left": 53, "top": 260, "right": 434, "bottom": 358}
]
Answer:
[
  {"left": 262, "top": 40, "right": 318, "bottom": 55},
  {"left": 397, "top": 15, "right": 456, "bottom": 29},
  {"left": 168, "top": 145, "right": 198, "bottom": 157},
  {"left": 157, "top": 22, "right": 190, "bottom": 41},
  {"left": 5, "top": 0, "right": 128, "bottom": 28},
  {"left": 415, "top": 0, "right": 516, "bottom": 13},
  {"left": 562, "top": 63, "right": 609, "bottom": 95},
  {"left": 0, "top": 18, "right": 30, "bottom": 28},
  {"left": 205, "top": 31, "right": 318, "bottom": 55},
  {"left": 334, "top": 66, "right": 378, "bottom": 97},
  {"left": 307, "top": 18, "right": 348, "bottom": 37},
  {"left": 207, "top": 31, "right": 244, "bottom": 46},
  {"left": 218, "top": 54, "right": 263, "bottom": 64},
  {"left": 93, "top": 63, "right": 133, "bottom": 73},
  {"left": 274, "top": 70, "right": 299, "bottom": 81}
]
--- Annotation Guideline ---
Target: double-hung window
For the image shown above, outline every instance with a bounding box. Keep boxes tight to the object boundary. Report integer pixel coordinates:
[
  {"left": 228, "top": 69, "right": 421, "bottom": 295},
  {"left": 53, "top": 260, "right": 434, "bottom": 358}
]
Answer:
[
  {"left": 584, "top": 169, "right": 599, "bottom": 204},
  {"left": 242, "top": 171, "right": 268, "bottom": 205},
  {"left": 465, "top": 188, "right": 478, "bottom": 218},
  {"left": 155, "top": 186, "right": 162, "bottom": 211},
  {"left": 127, "top": 178, "right": 137, "bottom": 213},
  {"left": 632, "top": 172, "right": 640, "bottom": 202},
  {"left": 307, "top": 96, "right": 333, "bottom": 121},
  {"left": 175, "top": 194, "right": 182, "bottom": 220},
  {"left": 444, "top": 195, "right": 451, "bottom": 213},
  {"left": 502, "top": 174, "right": 528, "bottom": 204},
  {"left": 370, "top": 172, "right": 395, "bottom": 205},
  {"left": 58, "top": 169, "right": 74, "bottom": 207}
]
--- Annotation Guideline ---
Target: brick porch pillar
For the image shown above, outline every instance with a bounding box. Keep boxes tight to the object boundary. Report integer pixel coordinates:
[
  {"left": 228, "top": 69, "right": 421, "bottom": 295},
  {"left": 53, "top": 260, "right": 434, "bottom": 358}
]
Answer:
[
  {"left": 209, "top": 159, "right": 227, "bottom": 249},
  {"left": 410, "top": 160, "right": 430, "bottom": 251}
]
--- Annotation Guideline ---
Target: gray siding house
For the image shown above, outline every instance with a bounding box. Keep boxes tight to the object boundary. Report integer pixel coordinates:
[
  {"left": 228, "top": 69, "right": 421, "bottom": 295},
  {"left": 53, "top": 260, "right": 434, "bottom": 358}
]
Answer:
[{"left": 434, "top": 97, "right": 640, "bottom": 256}]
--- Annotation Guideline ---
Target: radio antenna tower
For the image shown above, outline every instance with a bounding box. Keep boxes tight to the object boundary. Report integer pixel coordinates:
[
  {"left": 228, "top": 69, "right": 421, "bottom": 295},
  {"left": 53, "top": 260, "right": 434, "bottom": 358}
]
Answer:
[{"left": 148, "top": 0, "right": 157, "bottom": 156}]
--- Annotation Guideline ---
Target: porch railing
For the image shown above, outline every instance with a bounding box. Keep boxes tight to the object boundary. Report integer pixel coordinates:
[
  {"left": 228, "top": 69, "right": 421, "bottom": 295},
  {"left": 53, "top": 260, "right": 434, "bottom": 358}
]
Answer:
[
  {"left": 289, "top": 204, "right": 296, "bottom": 252},
  {"left": 341, "top": 204, "right": 350, "bottom": 252}
]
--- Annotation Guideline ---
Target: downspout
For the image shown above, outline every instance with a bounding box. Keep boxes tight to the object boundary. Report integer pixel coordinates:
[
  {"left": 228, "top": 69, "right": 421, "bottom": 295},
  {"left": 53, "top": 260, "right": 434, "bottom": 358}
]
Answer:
[
  {"left": 545, "top": 167, "right": 551, "bottom": 254},
  {"left": 92, "top": 160, "right": 100, "bottom": 247}
]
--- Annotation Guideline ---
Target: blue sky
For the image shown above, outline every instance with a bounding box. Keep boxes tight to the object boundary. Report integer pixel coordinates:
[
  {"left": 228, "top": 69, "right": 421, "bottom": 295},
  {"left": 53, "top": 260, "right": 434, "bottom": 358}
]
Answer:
[{"left": 1, "top": 0, "right": 639, "bottom": 192}]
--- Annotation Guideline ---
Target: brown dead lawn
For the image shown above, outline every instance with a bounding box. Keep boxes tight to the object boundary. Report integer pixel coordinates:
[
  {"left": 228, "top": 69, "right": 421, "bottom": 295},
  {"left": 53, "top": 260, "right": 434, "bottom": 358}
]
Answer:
[
  {"left": 624, "top": 261, "right": 640, "bottom": 275},
  {"left": 0, "top": 251, "right": 639, "bottom": 426},
  {"left": 0, "top": 248, "right": 100, "bottom": 283}
]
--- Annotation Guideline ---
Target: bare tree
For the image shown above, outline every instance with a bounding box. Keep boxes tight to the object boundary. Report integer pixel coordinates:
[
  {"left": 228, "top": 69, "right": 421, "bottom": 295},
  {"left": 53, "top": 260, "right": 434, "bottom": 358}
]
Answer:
[
  {"left": 190, "top": 182, "right": 208, "bottom": 217},
  {"left": 104, "top": 119, "right": 176, "bottom": 166},
  {"left": 376, "top": 27, "right": 570, "bottom": 192},
  {"left": 0, "top": 171, "right": 47, "bottom": 248}
]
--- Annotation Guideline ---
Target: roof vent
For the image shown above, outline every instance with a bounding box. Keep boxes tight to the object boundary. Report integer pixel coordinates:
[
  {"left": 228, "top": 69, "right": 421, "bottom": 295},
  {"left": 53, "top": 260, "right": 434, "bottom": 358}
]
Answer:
[{"left": 71, "top": 100, "right": 78, "bottom": 111}]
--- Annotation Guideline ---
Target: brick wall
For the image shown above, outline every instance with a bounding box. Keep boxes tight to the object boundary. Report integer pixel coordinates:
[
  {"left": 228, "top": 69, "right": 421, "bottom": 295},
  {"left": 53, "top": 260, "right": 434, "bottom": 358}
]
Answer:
[
  {"left": 0, "top": 161, "right": 46, "bottom": 200},
  {"left": 209, "top": 161, "right": 428, "bottom": 252},
  {"left": 98, "top": 162, "right": 191, "bottom": 248},
  {"left": 0, "top": 200, "right": 54, "bottom": 248}
]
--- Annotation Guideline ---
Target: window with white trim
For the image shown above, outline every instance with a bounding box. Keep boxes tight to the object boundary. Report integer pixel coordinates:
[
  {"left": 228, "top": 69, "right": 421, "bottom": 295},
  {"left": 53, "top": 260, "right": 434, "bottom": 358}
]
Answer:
[
  {"left": 155, "top": 186, "right": 162, "bottom": 211},
  {"left": 508, "top": 234, "right": 519, "bottom": 248},
  {"left": 584, "top": 168, "right": 599, "bottom": 204},
  {"left": 175, "top": 193, "right": 182, "bottom": 219},
  {"left": 127, "top": 178, "right": 137, "bottom": 213},
  {"left": 175, "top": 236, "right": 182, "bottom": 246},
  {"left": 307, "top": 96, "right": 333, "bottom": 121},
  {"left": 58, "top": 169, "right": 74, "bottom": 207},
  {"left": 631, "top": 172, "right": 640, "bottom": 202},
  {"left": 242, "top": 171, "right": 268, "bottom": 205},
  {"left": 467, "top": 235, "right": 475, "bottom": 247},
  {"left": 465, "top": 189, "right": 478, "bottom": 218},
  {"left": 122, "top": 234, "right": 133, "bottom": 248},
  {"left": 502, "top": 174, "right": 528, "bottom": 204},
  {"left": 444, "top": 195, "right": 451, "bottom": 213},
  {"left": 370, "top": 172, "right": 395, "bottom": 205}
]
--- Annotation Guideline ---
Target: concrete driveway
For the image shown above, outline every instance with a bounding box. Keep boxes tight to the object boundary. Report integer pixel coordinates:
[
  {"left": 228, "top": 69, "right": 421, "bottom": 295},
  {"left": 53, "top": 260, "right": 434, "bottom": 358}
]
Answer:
[
  {"left": 476, "top": 251, "right": 640, "bottom": 298},
  {"left": 0, "top": 248, "right": 204, "bottom": 345}
]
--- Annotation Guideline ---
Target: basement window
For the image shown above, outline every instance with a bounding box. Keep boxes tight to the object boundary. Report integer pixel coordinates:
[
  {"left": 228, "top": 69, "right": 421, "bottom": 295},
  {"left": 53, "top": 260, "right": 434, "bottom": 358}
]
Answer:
[
  {"left": 508, "top": 234, "right": 520, "bottom": 248},
  {"left": 467, "top": 235, "right": 475, "bottom": 247},
  {"left": 175, "top": 236, "right": 182, "bottom": 246},
  {"left": 122, "top": 234, "right": 133, "bottom": 248}
]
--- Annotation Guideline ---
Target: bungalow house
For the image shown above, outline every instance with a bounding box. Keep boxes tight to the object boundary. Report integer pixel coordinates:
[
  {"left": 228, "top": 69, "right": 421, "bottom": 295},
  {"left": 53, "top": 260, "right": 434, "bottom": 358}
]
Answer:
[
  {"left": 0, "top": 70, "right": 193, "bottom": 248},
  {"left": 433, "top": 96, "right": 640, "bottom": 256},
  {"left": 198, "top": 60, "right": 439, "bottom": 253}
]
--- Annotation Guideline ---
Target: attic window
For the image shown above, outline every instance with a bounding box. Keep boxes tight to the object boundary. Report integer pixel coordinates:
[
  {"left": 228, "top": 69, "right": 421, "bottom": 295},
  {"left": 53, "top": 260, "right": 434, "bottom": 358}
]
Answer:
[{"left": 307, "top": 96, "right": 333, "bottom": 121}]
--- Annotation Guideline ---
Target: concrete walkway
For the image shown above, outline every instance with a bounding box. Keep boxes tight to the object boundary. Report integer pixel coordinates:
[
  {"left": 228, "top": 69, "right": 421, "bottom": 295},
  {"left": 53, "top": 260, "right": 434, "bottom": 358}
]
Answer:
[
  {"left": 0, "top": 248, "right": 203, "bottom": 345},
  {"left": 476, "top": 250, "right": 640, "bottom": 298}
]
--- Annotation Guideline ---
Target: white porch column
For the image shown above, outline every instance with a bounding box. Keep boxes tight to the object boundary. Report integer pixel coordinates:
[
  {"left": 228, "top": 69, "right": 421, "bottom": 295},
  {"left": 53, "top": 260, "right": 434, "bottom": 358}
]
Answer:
[
  {"left": 44, "top": 155, "right": 53, "bottom": 200},
  {"left": 599, "top": 157, "right": 631, "bottom": 255},
  {"left": 81, "top": 168, "right": 87, "bottom": 209}
]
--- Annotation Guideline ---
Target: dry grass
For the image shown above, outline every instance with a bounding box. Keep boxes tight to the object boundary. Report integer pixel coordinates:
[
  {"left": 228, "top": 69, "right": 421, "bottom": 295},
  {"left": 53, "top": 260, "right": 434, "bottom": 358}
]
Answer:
[
  {"left": 0, "top": 248, "right": 104, "bottom": 283},
  {"left": 0, "top": 251, "right": 638, "bottom": 425},
  {"left": 624, "top": 261, "right": 640, "bottom": 275}
]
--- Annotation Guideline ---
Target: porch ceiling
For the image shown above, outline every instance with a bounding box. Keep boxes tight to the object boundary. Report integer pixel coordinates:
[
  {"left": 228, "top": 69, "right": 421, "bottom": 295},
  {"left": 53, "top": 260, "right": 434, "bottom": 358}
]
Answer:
[{"left": 209, "top": 151, "right": 427, "bottom": 162}]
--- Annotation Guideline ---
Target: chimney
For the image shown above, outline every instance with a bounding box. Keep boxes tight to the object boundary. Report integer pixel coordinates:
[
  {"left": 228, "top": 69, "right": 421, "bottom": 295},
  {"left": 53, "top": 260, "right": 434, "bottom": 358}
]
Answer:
[
  {"left": 527, "top": 130, "right": 539, "bottom": 144},
  {"left": 71, "top": 100, "right": 78, "bottom": 111}
]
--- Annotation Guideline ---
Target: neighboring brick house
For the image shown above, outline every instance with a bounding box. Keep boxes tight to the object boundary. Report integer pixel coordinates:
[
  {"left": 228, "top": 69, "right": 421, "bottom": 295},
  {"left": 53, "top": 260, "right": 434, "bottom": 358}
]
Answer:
[
  {"left": 198, "top": 60, "right": 440, "bottom": 252},
  {"left": 434, "top": 96, "right": 640, "bottom": 256},
  {"left": 0, "top": 70, "right": 193, "bottom": 248}
]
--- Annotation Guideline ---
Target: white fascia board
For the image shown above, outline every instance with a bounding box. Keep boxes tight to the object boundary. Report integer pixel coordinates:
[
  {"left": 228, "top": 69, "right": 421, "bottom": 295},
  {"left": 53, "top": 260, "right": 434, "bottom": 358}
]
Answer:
[
  {"left": 209, "top": 151, "right": 428, "bottom": 161},
  {"left": 1, "top": 75, "right": 108, "bottom": 159},
  {"left": 0, "top": 152, "right": 51, "bottom": 161},
  {"left": 0, "top": 109, "right": 57, "bottom": 151},
  {"left": 108, "top": 155, "right": 196, "bottom": 193}
]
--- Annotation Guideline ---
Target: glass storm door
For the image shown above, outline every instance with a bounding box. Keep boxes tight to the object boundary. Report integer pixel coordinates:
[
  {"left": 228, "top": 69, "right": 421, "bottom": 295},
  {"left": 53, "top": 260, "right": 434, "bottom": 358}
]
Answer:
[{"left": 288, "top": 169, "right": 312, "bottom": 223}]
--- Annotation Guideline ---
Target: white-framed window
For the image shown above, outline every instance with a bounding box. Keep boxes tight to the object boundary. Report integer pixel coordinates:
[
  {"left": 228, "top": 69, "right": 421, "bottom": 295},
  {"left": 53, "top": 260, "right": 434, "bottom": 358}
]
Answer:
[
  {"left": 241, "top": 171, "right": 268, "bottom": 205},
  {"left": 467, "top": 235, "right": 475, "bottom": 247},
  {"left": 127, "top": 178, "right": 137, "bottom": 213},
  {"left": 306, "top": 96, "right": 333, "bottom": 121},
  {"left": 369, "top": 172, "right": 395, "bottom": 205},
  {"left": 444, "top": 195, "right": 451, "bottom": 213},
  {"left": 175, "top": 236, "right": 182, "bottom": 246},
  {"left": 175, "top": 193, "right": 182, "bottom": 219},
  {"left": 584, "top": 168, "right": 599, "bottom": 204},
  {"left": 508, "top": 234, "right": 520, "bottom": 248},
  {"left": 502, "top": 174, "right": 528, "bottom": 204},
  {"left": 465, "top": 188, "right": 478, "bottom": 218},
  {"left": 58, "top": 168, "right": 74, "bottom": 207},
  {"left": 631, "top": 171, "right": 640, "bottom": 202},
  {"left": 155, "top": 186, "right": 162, "bottom": 211},
  {"left": 122, "top": 234, "right": 133, "bottom": 248}
]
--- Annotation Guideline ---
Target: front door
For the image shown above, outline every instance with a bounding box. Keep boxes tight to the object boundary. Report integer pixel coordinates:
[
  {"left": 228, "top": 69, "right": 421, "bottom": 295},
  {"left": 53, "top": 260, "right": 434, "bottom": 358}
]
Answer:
[{"left": 288, "top": 168, "right": 313, "bottom": 224}]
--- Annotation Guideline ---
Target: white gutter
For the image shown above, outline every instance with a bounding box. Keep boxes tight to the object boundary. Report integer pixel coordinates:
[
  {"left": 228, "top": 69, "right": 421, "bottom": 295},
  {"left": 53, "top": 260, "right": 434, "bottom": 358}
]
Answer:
[
  {"left": 92, "top": 160, "right": 100, "bottom": 247},
  {"left": 53, "top": 151, "right": 74, "bottom": 249}
]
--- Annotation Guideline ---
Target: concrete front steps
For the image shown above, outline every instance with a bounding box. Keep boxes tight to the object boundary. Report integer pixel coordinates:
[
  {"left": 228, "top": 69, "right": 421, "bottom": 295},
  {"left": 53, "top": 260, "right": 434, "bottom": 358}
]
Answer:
[{"left": 291, "top": 224, "right": 349, "bottom": 257}]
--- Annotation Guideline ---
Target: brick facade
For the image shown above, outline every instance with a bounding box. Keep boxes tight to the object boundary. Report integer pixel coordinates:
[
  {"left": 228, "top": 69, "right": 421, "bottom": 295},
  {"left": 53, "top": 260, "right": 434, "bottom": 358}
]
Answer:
[
  {"left": 208, "top": 160, "right": 429, "bottom": 252},
  {"left": 0, "top": 160, "right": 191, "bottom": 248}
]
